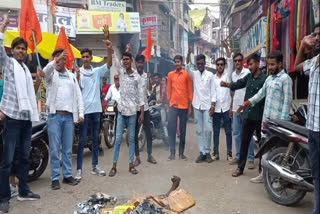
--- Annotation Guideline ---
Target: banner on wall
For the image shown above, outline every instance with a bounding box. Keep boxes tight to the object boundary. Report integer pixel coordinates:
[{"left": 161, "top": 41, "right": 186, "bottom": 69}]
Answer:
[
  {"left": 0, "top": 12, "right": 19, "bottom": 31},
  {"left": 240, "top": 17, "right": 267, "bottom": 56},
  {"left": 36, "top": 5, "right": 77, "bottom": 38},
  {"left": 140, "top": 15, "right": 158, "bottom": 47},
  {"left": 312, "top": 0, "right": 319, "bottom": 24},
  {"left": 88, "top": 0, "right": 126, "bottom": 12},
  {"left": 77, "top": 10, "right": 140, "bottom": 34}
]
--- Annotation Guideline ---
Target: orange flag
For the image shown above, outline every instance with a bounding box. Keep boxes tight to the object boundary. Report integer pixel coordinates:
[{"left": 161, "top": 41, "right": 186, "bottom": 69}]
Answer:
[
  {"left": 55, "top": 27, "right": 75, "bottom": 70},
  {"left": 20, "top": 0, "right": 42, "bottom": 53},
  {"left": 51, "top": 0, "right": 57, "bottom": 17},
  {"left": 142, "top": 27, "right": 153, "bottom": 62}
]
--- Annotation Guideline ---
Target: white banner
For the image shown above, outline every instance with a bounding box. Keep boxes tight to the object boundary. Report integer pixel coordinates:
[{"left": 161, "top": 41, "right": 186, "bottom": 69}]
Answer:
[
  {"left": 88, "top": 0, "right": 126, "bottom": 12},
  {"left": 140, "top": 15, "right": 158, "bottom": 47},
  {"left": 35, "top": 4, "right": 77, "bottom": 38}
]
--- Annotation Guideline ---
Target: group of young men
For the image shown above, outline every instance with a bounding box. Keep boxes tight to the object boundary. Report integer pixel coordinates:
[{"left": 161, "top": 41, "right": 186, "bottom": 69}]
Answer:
[{"left": 0, "top": 11, "right": 319, "bottom": 214}]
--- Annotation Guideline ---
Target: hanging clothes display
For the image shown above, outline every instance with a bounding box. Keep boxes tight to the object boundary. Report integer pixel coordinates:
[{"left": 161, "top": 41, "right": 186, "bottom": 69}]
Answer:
[
  {"left": 272, "top": 3, "right": 280, "bottom": 51},
  {"left": 289, "top": 0, "right": 296, "bottom": 73}
]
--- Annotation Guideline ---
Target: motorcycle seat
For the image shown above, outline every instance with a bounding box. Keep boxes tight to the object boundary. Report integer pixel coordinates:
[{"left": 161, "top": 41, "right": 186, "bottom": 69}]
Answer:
[
  {"left": 32, "top": 121, "right": 46, "bottom": 133},
  {"left": 272, "top": 119, "right": 308, "bottom": 137}
]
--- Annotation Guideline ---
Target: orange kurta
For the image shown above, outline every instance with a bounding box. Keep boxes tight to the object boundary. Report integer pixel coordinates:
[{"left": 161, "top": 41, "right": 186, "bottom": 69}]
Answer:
[{"left": 167, "top": 69, "right": 193, "bottom": 109}]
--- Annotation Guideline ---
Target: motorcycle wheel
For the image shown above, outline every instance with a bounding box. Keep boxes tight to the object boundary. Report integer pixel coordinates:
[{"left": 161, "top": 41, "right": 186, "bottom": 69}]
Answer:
[
  {"left": 126, "top": 128, "right": 146, "bottom": 152},
  {"left": 28, "top": 139, "right": 49, "bottom": 182},
  {"left": 103, "top": 121, "right": 115, "bottom": 148},
  {"left": 263, "top": 147, "right": 308, "bottom": 206}
]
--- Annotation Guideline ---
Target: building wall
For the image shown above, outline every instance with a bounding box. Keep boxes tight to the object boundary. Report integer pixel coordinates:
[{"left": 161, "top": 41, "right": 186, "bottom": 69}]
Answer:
[{"left": 0, "top": 0, "right": 21, "bottom": 10}]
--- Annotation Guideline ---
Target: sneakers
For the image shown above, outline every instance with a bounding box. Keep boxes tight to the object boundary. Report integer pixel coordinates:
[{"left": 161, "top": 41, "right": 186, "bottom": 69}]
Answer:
[
  {"left": 17, "top": 191, "right": 40, "bottom": 201},
  {"left": 75, "top": 169, "right": 82, "bottom": 181},
  {"left": 179, "top": 154, "right": 188, "bottom": 161},
  {"left": 0, "top": 201, "right": 9, "bottom": 213},
  {"left": 227, "top": 154, "right": 233, "bottom": 162},
  {"left": 195, "top": 153, "right": 206, "bottom": 163},
  {"left": 229, "top": 158, "right": 238, "bottom": 165},
  {"left": 212, "top": 153, "right": 220, "bottom": 161},
  {"left": 10, "top": 184, "right": 18, "bottom": 198},
  {"left": 91, "top": 166, "right": 106, "bottom": 176},
  {"left": 51, "top": 180, "right": 61, "bottom": 190},
  {"left": 62, "top": 177, "right": 79, "bottom": 186},
  {"left": 167, "top": 155, "right": 175, "bottom": 161},
  {"left": 247, "top": 161, "right": 255, "bottom": 170},
  {"left": 250, "top": 172, "right": 263, "bottom": 183},
  {"left": 205, "top": 153, "right": 214, "bottom": 163}
]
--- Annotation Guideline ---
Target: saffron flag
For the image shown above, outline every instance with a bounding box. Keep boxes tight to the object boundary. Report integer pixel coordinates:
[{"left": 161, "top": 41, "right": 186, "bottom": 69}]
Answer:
[
  {"left": 55, "top": 27, "right": 75, "bottom": 70},
  {"left": 20, "top": 0, "right": 42, "bottom": 53},
  {"left": 51, "top": 0, "right": 57, "bottom": 17},
  {"left": 142, "top": 27, "right": 153, "bottom": 62}
]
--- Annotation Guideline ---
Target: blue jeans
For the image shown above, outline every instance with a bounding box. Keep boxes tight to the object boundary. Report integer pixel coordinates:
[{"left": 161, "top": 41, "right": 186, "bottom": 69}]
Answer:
[
  {"left": 77, "top": 113, "right": 101, "bottom": 170},
  {"left": 0, "top": 118, "right": 31, "bottom": 201},
  {"left": 168, "top": 107, "right": 188, "bottom": 156},
  {"left": 212, "top": 110, "right": 232, "bottom": 155},
  {"left": 309, "top": 130, "right": 319, "bottom": 214},
  {"left": 194, "top": 109, "right": 212, "bottom": 155},
  {"left": 47, "top": 114, "right": 74, "bottom": 181},
  {"left": 233, "top": 112, "right": 254, "bottom": 161},
  {"left": 113, "top": 113, "right": 136, "bottom": 164}
]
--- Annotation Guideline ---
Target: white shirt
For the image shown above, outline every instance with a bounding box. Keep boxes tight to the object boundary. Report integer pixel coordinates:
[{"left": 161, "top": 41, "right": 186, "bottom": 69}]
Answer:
[
  {"left": 229, "top": 58, "right": 250, "bottom": 112},
  {"left": 137, "top": 72, "right": 150, "bottom": 111},
  {"left": 55, "top": 72, "right": 74, "bottom": 113},
  {"left": 105, "top": 84, "right": 120, "bottom": 104},
  {"left": 214, "top": 71, "right": 232, "bottom": 113},
  {"left": 186, "top": 65, "right": 216, "bottom": 110}
]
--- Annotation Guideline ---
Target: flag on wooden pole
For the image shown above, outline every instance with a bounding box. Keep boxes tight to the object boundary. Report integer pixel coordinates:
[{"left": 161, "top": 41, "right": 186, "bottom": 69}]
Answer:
[
  {"left": 55, "top": 27, "right": 75, "bottom": 70},
  {"left": 20, "top": 0, "right": 42, "bottom": 53},
  {"left": 142, "top": 27, "right": 153, "bottom": 62}
]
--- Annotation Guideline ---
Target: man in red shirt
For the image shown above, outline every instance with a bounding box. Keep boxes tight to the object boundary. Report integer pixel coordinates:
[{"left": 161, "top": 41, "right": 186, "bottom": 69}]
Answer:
[
  {"left": 101, "top": 77, "right": 111, "bottom": 111},
  {"left": 167, "top": 55, "right": 193, "bottom": 161}
]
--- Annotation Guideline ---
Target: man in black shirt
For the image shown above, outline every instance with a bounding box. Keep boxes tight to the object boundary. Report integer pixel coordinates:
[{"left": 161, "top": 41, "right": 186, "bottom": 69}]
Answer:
[{"left": 221, "top": 53, "right": 266, "bottom": 178}]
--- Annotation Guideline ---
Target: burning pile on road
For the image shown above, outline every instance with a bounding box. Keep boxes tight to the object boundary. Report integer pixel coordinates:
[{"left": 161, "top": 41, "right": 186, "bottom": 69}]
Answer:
[{"left": 74, "top": 176, "right": 195, "bottom": 214}]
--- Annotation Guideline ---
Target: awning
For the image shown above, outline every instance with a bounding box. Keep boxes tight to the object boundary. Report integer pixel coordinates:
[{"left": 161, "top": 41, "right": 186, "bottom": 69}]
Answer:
[
  {"left": 230, "top": 0, "right": 255, "bottom": 16},
  {"left": 190, "top": 9, "right": 207, "bottom": 28},
  {"left": 4, "top": 31, "right": 104, "bottom": 63}
]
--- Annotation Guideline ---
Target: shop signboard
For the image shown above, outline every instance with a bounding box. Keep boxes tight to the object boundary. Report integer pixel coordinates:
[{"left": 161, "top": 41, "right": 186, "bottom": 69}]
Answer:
[
  {"left": 240, "top": 17, "right": 267, "bottom": 56},
  {"left": 88, "top": 0, "right": 126, "bottom": 12},
  {"left": 140, "top": 15, "right": 158, "bottom": 47},
  {"left": 77, "top": 9, "right": 140, "bottom": 34}
]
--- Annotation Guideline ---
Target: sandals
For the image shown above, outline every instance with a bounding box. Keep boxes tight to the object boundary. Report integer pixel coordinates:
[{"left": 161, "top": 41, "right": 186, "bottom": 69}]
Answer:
[
  {"left": 134, "top": 158, "right": 141, "bottom": 167},
  {"left": 109, "top": 167, "right": 117, "bottom": 177},
  {"left": 129, "top": 166, "right": 138, "bottom": 175}
]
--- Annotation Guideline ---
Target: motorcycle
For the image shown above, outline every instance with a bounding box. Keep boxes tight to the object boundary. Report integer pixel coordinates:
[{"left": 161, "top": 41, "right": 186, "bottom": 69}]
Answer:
[
  {"left": 102, "top": 100, "right": 117, "bottom": 148},
  {"left": 127, "top": 101, "right": 169, "bottom": 151},
  {"left": 255, "top": 119, "right": 313, "bottom": 206},
  {"left": 0, "top": 114, "right": 49, "bottom": 182},
  {"left": 29, "top": 119, "right": 49, "bottom": 182}
]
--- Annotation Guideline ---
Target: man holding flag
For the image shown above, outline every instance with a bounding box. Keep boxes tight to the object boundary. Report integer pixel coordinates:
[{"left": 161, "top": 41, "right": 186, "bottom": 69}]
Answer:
[{"left": 0, "top": 14, "right": 40, "bottom": 213}]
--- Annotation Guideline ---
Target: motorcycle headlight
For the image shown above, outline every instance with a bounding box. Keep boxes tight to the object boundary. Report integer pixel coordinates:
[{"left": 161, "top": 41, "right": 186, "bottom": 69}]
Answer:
[{"left": 107, "top": 106, "right": 114, "bottom": 112}]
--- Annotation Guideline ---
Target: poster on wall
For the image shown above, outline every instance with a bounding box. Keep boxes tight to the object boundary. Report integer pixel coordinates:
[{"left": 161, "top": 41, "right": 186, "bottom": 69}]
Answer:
[
  {"left": 140, "top": 15, "right": 158, "bottom": 47},
  {"left": 77, "top": 9, "right": 140, "bottom": 34},
  {"left": 312, "top": 0, "right": 319, "bottom": 24}
]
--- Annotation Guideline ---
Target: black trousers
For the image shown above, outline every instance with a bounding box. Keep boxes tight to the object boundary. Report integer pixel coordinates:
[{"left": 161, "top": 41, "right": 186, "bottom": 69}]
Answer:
[
  {"left": 135, "top": 110, "right": 153, "bottom": 156},
  {"left": 238, "top": 119, "right": 262, "bottom": 172},
  {"left": 168, "top": 107, "right": 188, "bottom": 156}
]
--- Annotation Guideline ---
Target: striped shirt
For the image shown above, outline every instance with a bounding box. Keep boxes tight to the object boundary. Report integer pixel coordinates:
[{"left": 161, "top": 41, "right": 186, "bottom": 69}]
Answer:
[
  {"left": 0, "top": 33, "right": 30, "bottom": 120},
  {"left": 303, "top": 54, "right": 319, "bottom": 132},
  {"left": 249, "top": 70, "right": 292, "bottom": 121}
]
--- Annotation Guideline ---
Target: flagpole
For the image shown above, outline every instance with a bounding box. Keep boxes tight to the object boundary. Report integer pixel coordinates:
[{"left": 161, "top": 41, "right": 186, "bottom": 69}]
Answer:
[{"left": 32, "top": 31, "right": 42, "bottom": 70}]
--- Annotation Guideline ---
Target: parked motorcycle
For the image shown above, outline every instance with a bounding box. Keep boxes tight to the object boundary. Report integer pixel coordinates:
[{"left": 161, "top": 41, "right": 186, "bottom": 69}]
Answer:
[
  {"left": 255, "top": 119, "right": 313, "bottom": 206},
  {"left": 102, "top": 100, "right": 117, "bottom": 148},
  {"left": 0, "top": 115, "right": 49, "bottom": 182},
  {"left": 127, "top": 102, "right": 169, "bottom": 151}
]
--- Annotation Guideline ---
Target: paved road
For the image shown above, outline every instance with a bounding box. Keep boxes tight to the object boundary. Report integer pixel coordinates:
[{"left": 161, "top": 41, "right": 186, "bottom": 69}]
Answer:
[{"left": 10, "top": 122, "right": 314, "bottom": 214}]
